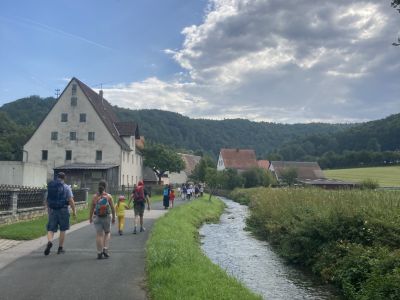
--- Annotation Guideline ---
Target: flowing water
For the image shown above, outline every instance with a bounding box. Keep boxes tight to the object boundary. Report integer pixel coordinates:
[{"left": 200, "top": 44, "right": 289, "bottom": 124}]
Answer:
[{"left": 199, "top": 197, "right": 342, "bottom": 300}]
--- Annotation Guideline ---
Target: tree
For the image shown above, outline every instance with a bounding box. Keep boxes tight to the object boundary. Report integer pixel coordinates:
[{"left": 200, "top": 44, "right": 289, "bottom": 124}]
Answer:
[
  {"left": 204, "top": 167, "right": 225, "bottom": 202},
  {"left": 222, "top": 168, "right": 244, "bottom": 190},
  {"left": 280, "top": 167, "right": 298, "bottom": 186},
  {"left": 190, "top": 155, "right": 215, "bottom": 182},
  {"left": 142, "top": 144, "right": 185, "bottom": 184}
]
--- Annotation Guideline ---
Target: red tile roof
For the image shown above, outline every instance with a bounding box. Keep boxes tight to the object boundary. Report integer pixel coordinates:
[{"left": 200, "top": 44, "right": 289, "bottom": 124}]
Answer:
[
  {"left": 270, "top": 161, "right": 326, "bottom": 180},
  {"left": 220, "top": 149, "right": 258, "bottom": 170},
  {"left": 257, "top": 160, "right": 270, "bottom": 169},
  {"left": 180, "top": 153, "right": 201, "bottom": 175}
]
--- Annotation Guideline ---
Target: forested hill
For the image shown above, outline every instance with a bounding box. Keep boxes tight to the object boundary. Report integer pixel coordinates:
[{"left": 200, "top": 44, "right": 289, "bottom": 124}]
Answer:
[
  {"left": 114, "top": 107, "right": 348, "bottom": 158},
  {"left": 0, "top": 96, "right": 348, "bottom": 159}
]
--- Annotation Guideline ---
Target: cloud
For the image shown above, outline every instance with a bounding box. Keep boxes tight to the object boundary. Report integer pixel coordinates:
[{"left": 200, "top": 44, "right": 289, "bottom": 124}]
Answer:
[{"left": 105, "top": 0, "right": 400, "bottom": 123}]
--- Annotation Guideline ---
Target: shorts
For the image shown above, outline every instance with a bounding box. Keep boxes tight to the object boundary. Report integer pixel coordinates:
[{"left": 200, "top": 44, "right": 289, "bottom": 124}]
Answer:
[
  {"left": 93, "top": 215, "right": 111, "bottom": 233},
  {"left": 133, "top": 203, "right": 145, "bottom": 216},
  {"left": 47, "top": 207, "right": 70, "bottom": 232}
]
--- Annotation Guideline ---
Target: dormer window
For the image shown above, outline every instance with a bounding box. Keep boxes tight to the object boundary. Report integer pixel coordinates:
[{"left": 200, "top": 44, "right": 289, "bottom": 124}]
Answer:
[
  {"left": 71, "top": 97, "right": 77, "bottom": 106},
  {"left": 61, "top": 113, "right": 68, "bottom": 122}
]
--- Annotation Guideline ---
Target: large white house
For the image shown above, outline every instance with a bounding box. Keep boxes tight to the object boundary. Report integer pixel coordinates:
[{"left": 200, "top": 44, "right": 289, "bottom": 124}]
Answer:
[{"left": 23, "top": 77, "right": 143, "bottom": 191}]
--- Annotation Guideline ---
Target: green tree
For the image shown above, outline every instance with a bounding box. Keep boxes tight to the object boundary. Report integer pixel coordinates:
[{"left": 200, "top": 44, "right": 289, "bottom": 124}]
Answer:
[
  {"left": 242, "top": 167, "right": 274, "bottom": 188},
  {"left": 280, "top": 167, "right": 298, "bottom": 186},
  {"left": 142, "top": 144, "right": 185, "bottom": 184},
  {"left": 205, "top": 167, "right": 225, "bottom": 201},
  {"left": 222, "top": 168, "right": 244, "bottom": 190},
  {"left": 190, "top": 155, "right": 215, "bottom": 182}
]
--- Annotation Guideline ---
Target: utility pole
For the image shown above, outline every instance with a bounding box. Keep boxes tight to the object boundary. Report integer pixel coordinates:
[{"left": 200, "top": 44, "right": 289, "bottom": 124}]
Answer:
[{"left": 55, "top": 88, "right": 60, "bottom": 98}]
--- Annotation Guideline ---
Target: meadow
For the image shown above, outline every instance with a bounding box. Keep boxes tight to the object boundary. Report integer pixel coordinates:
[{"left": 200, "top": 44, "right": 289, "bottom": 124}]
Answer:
[
  {"left": 324, "top": 166, "right": 400, "bottom": 187},
  {"left": 230, "top": 187, "right": 400, "bottom": 299}
]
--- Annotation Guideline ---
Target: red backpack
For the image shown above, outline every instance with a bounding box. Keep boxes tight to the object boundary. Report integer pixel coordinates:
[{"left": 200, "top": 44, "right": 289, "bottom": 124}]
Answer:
[{"left": 133, "top": 187, "right": 145, "bottom": 203}]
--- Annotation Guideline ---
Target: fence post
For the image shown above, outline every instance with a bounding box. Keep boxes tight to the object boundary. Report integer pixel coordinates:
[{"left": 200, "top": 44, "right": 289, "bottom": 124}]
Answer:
[
  {"left": 11, "top": 188, "right": 19, "bottom": 216},
  {"left": 83, "top": 188, "right": 89, "bottom": 203}
]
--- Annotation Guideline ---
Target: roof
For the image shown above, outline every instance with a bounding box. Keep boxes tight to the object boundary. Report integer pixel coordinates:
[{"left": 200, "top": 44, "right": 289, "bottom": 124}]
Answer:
[
  {"left": 74, "top": 78, "right": 135, "bottom": 151},
  {"left": 115, "top": 122, "right": 139, "bottom": 138},
  {"left": 270, "top": 161, "right": 325, "bottom": 180},
  {"left": 220, "top": 148, "right": 258, "bottom": 170},
  {"left": 54, "top": 163, "right": 119, "bottom": 170},
  {"left": 143, "top": 166, "right": 158, "bottom": 182},
  {"left": 298, "top": 178, "right": 356, "bottom": 186},
  {"left": 180, "top": 153, "right": 201, "bottom": 175},
  {"left": 257, "top": 160, "right": 270, "bottom": 169}
]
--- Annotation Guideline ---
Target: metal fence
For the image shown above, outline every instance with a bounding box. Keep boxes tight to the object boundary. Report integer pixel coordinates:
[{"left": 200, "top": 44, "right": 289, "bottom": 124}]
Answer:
[{"left": 0, "top": 185, "right": 88, "bottom": 217}]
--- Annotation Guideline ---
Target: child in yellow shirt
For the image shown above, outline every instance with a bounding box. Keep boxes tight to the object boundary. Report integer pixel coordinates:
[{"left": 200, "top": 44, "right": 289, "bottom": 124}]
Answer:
[{"left": 115, "top": 195, "right": 130, "bottom": 235}]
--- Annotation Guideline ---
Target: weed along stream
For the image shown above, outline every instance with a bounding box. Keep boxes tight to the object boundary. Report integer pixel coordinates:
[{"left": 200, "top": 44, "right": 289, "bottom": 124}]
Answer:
[{"left": 199, "top": 197, "right": 341, "bottom": 300}]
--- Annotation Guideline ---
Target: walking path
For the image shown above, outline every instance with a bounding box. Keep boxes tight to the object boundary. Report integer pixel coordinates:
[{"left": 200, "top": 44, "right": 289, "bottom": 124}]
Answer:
[{"left": 0, "top": 200, "right": 182, "bottom": 300}]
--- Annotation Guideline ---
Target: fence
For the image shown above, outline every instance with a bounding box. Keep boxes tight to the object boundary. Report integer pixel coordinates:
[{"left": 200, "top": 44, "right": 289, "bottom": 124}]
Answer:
[{"left": 0, "top": 185, "right": 89, "bottom": 224}]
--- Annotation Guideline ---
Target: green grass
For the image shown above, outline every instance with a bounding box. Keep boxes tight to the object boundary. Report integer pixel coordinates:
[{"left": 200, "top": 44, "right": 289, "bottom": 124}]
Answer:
[
  {"left": 146, "top": 196, "right": 262, "bottom": 300},
  {"left": 230, "top": 187, "right": 400, "bottom": 299},
  {"left": 324, "top": 166, "right": 400, "bottom": 187},
  {"left": 0, "top": 207, "right": 89, "bottom": 240}
]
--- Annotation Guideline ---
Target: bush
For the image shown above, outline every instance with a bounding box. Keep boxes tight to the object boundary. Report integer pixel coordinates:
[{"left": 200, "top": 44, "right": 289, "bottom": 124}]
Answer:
[{"left": 359, "top": 178, "right": 379, "bottom": 190}]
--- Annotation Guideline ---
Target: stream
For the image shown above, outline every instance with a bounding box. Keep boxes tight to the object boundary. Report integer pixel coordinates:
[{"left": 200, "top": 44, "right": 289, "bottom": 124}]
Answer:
[{"left": 199, "top": 197, "right": 341, "bottom": 300}]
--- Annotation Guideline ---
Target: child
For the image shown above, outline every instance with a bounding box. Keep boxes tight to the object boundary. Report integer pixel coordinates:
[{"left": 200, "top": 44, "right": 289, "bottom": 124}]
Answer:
[
  {"left": 115, "top": 195, "right": 130, "bottom": 235},
  {"left": 169, "top": 189, "right": 175, "bottom": 208}
]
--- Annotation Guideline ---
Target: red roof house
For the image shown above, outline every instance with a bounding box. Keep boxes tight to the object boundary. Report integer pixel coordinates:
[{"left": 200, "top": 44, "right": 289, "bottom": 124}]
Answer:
[{"left": 217, "top": 149, "right": 258, "bottom": 172}]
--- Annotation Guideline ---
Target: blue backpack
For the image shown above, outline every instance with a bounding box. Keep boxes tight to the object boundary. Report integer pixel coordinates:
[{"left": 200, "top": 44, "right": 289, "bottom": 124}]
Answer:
[
  {"left": 47, "top": 180, "right": 67, "bottom": 209},
  {"left": 95, "top": 195, "right": 111, "bottom": 217}
]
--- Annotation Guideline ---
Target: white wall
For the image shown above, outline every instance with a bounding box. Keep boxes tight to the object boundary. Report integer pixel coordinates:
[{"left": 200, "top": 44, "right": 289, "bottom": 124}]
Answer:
[
  {"left": 0, "top": 161, "right": 47, "bottom": 187},
  {"left": 168, "top": 171, "right": 188, "bottom": 185},
  {"left": 217, "top": 152, "right": 225, "bottom": 171},
  {"left": 23, "top": 79, "right": 121, "bottom": 180}
]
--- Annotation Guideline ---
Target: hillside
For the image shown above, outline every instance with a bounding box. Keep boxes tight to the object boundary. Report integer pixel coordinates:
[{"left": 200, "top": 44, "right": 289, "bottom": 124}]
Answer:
[{"left": 0, "top": 96, "right": 349, "bottom": 159}]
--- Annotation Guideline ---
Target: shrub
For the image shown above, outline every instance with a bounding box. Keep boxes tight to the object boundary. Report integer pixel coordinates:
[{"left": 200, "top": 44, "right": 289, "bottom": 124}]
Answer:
[{"left": 359, "top": 178, "right": 379, "bottom": 190}]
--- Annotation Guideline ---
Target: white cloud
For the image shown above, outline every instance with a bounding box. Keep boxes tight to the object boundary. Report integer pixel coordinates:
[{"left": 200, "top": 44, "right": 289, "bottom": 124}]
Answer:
[{"left": 104, "top": 0, "right": 400, "bottom": 123}]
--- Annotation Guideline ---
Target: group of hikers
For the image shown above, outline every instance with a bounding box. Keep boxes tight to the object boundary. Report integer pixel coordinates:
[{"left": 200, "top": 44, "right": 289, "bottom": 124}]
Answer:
[
  {"left": 43, "top": 172, "right": 151, "bottom": 259},
  {"left": 161, "top": 183, "right": 204, "bottom": 209}
]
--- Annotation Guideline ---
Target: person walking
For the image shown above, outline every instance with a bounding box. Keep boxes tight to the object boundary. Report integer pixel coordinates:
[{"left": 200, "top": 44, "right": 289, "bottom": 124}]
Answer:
[
  {"left": 115, "top": 195, "right": 130, "bottom": 235},
  {"left": 162, "top": 184, "right": 170, "bottom": 209},
  {"left": 89, "top": 180, "right": 116, "bottom": 259},
  {"left": 129, "top": 181, "right": 149, "bottom": 234},
  {"left": 44, "top": 172, "right": 76, "bottom": 256},
  {"left": 169, "top": 189, "right": 175, "bottom": 208}
]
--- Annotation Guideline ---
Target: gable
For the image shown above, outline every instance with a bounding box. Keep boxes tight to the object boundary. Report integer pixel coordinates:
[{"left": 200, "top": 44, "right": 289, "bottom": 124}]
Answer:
[
  {"left": 220, "top": 148, "right": 258, "bottom": 170},
  {"left": 270, "top": 161, "right": 326, "bottom": 180}
]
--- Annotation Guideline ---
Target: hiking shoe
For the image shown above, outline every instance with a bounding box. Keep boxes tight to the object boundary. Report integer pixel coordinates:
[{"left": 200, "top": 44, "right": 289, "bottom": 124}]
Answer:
[
  {"left": 102, "top": 249, "right": 110, "bottom": 259},
  {"left": 97, "top": 253, "right": 103, "bottom": 260},
  {"left": 57, "top": 247, "right": 65, "bottom": 254},
  {"left": 140, "top": 227, "right": 145, "bottom": 232},
  {"left": 133, "top": 228, "right": 137, "bottom": 234},
  {"left": 44, "top": 242, "right": 53, "bottom": 256}
]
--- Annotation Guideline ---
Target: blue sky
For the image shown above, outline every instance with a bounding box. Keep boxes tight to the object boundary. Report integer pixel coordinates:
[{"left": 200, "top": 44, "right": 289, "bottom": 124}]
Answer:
[{"left": 1, "top": 0, "right": 400, "bottom": 123}]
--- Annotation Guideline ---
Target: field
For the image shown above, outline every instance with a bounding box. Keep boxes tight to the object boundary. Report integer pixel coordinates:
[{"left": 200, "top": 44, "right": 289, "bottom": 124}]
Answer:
[{"left": 324, "top": 166, "right": 400, "bottom": 187}]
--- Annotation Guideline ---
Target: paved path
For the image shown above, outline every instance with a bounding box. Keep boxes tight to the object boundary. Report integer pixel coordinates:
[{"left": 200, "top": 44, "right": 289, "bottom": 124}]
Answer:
[{"left": 0, "top": 199, "right": 185, "bottom": 300}]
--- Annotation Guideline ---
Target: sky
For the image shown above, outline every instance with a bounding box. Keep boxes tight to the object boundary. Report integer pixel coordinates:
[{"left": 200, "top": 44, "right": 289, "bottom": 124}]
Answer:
[{"left": 1, "top": 0, "right": 399, "bottom": 123}]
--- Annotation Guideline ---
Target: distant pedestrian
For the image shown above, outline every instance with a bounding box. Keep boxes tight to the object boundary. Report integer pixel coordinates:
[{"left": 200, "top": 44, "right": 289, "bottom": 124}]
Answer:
[
  {"left": 44, "top": 172, "right": 77, "bottom": 256},
  {"left": 89, "top": 180, "right": 116, "bottom": 259},
  {"left": 115, "top": 195, "right": 130, "bottom": 235},
  {"left": 200, "top": 185, "right": 204, "bottom": 197},
  {"left": 129, "top": 181, "right": 149, "bottom": 234},
  {"left": 182, "top": 184, "right": 187, "bottom": 200},
  {"left": 169, "top": 189, "right": 175, "bottom": 208},
  {"left": 162, "top": 184, "right": 170, "bottom": 209},
  {"left": 186, "top": 185, "right": 192, "bottom": 200}
]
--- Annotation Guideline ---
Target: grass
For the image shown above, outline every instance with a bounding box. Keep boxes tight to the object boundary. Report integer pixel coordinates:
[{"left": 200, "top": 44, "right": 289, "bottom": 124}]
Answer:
[
  {"left": 324, "top": 166, "right": 400, "bottom": 187},
  {"left": 230, "top": 187, "right": 400, "bottom": 299},
  {"left": 0, "top": 206, "right": 89, "bottom": 240},
  {"left": 146, "top": 195, "right": 262, "bottom": 300}
]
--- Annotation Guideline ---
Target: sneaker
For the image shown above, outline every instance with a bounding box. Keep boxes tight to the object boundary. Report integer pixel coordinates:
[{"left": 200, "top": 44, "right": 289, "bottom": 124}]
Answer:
[
  {"left": 57, "top": 247, "right": 65, "bottom": 254},
  {"left": 97, "top": 253, "right": 103, "bottom": 260},
  {"left": 102, "top": 249, "right": 110, "bottom": 259},
  {"left": 133, "top": 228, "right": 137, "bottom": 234},
  {"left": 118, "top": 230, "right": 122, "bottom": 236},
  {"left": 140, "top": 227, "right": 145, "bottom": 232},
  {"left": 44, "top": 242, "right": 53, "bottom": 256}
]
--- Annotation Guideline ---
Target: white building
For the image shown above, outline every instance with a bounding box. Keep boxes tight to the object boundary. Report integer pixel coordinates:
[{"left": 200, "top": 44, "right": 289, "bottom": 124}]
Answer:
[{"left": 23, "top": 77, "right": 143, "bottom": 191}]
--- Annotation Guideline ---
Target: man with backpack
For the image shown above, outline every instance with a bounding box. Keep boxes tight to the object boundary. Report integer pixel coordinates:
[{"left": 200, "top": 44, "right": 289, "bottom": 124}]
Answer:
[
  {"left": 44, "top": 172, "right": 76, "bottom": 256},
  {"left": 129, "top": 181, "right": 150, "bottom": 234}
]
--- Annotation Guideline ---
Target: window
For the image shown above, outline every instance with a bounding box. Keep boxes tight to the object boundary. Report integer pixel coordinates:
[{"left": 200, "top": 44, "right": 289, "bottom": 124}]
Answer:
[
  {"left": 96, "top": 150, "right": 102, "bottom": 161},
  {"left": 79, "top": 113, "right": 86, "bottom": 122},
  {"left": 123, "top": 152, "right": 125, "bottom": 162},
  {"left": 42, "top": 150, "right": 48, "bottom": 160},
  {"left": 70, "top": 132, "right": 76, "bottom": 140},
  {"left": 72, "top": 83, "right": 77, "bottom": 95},
  {"left": 71, "top": 97, "right": 77, "bottom": 106},
  {"left": 65, "top": 150, "right": 72, "bottom": 160},
  {"left": 61, "top": 113, "right": 68, "bottom": 122},
  {"left": 88, "top": 132, "right": 95, "bottom": 141},
  {"left": 51, "top": 132, "right": 58, "bottom": 140}
]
